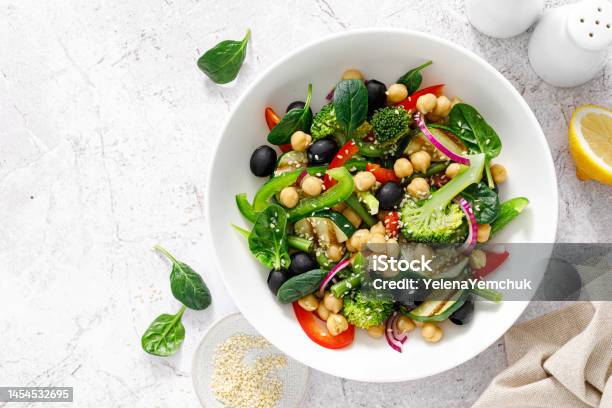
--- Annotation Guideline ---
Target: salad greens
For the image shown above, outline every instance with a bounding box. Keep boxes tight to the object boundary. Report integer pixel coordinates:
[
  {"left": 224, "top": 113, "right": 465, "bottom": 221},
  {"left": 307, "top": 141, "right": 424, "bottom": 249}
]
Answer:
[
  {"left": 277, "top": 269, "right": 327, "bottom": 303},
  {"left": 397, "top": 60, "right": 433, "bottom": 94},
  {"left": 462, "top": 182, "right": 500, "bottom": 224},
  {"left": 155, "top": 245, "right": 212, "bottom": 311},
  {"left": 248, "top": 204, "right": 291, "bottom": 270},
  {"left": 268, "top": 84, "right": 313, "bottom": 144},
  {"left": 333, "top": 79, "right": 369, "bottom": 138},
  {"left": 142, "top": 246, "right": 212, "bottom": 357},
  {"left": 448, "top": 103, "right": 502, "bottom": 188},
  {"left": 141, "top": 306, "right": 186, "bottom": 357},
  {"left": 491, "top": 197, "right": 530, "bottom": 236},
  {"left": 197, "top": 29, "right": 250, "bottom": 84}
]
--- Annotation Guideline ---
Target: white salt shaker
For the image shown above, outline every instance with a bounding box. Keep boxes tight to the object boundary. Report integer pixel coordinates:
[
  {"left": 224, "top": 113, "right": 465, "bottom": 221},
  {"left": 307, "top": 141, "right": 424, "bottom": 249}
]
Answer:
[
  {"left": 529, "top": 0, "right": 612, "bottom": 87},
  {"left": 466, "top": 0, "right": 544, "bottom": 38}
]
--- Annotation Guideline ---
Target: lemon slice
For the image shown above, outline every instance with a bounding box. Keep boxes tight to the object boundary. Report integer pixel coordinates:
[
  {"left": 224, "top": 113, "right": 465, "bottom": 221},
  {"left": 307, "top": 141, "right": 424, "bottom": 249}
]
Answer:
[{"left": 568, "top": 105, "right": 612, "bottom": 184}]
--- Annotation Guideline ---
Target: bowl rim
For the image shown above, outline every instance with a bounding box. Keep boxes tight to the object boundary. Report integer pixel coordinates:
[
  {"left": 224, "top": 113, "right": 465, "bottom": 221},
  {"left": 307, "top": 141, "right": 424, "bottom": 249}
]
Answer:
[{"left": 204, "top": 28, "right": 559, "bottom": 382}]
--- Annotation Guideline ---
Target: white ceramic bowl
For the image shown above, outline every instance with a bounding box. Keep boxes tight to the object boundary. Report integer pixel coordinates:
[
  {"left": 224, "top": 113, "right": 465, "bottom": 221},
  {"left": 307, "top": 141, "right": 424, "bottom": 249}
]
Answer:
[{"left": 205, "top": 29, "right": 558, "bottom": 382}]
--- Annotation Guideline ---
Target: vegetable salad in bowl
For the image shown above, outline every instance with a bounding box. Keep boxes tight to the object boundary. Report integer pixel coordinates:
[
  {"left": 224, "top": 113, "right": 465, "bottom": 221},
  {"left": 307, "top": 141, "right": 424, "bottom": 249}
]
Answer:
[{"left": 234, "top": 62, "right": 529, "bottom": 352}]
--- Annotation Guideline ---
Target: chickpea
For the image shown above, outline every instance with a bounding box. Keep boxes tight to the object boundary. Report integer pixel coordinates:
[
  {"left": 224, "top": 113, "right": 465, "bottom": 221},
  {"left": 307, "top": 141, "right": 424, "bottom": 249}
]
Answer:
[
  {"left": 406, "top": 177, "right": 430, "bottom": 199},
  {"left": 298, "top": 294, "right": 319, "bottom": 311},
  {"left": 317, "top": 303, "right": 331, "bottom": 321},
  {"left": 396, "top": 315, "right": 416, "bottom": 333},
  {"left": 445, "top": 163, "right": 463, "bottom": 179},
  {"left": 326, "top": 244, "right": 344, "bottom": 262},
  {"left": 433, "top": 95, "right": 452, "bottom": 118},
  {"left": 345, "top": 238, "right": 357, "bottom": 253},
  {"left": 413, "top": 243, "right": 434, "bottom": 263},
  {"left": 367, "top": 324, "right": 385, "bottom": 338},
  {"left": 421, "top": 322, "right": 438, "bottom": 338},
  {"left": 301, "top": 175, "right": 323, "bottom": 197},
  {"left": 370, "top": 221, "right": 386, "bottom": 236},
  {"left": 393, "top": 158, "right": 414, "bottom": 178},
  {"left": 426, "top": 328, "right": 443, "bottom": 343},
  {"left": 386, "top": 238, "right": 401, "bottom": 259},
  {"left": 349, "top": 229, "right": 370, "bottom": 251},
  {"left": 491, "top": 163, "right": 508, "bottom": 184},
  {"left": 386, "top": 83, "right": 408, "bottom": 104},
  {"left": 326, "top": 313, "right": 349, "bottom": 336},
  {"left": 323, "top": 292, "right": 343, "bottom": 314},
  {"left": 342, "top": 207, "right": 362, "bottom": 228},
  {"left": 368, "top": 233, "right": 387, "bottom": 254},
  {"left": 341, "top": 68, "right": 364, "bottom": 81},
  {"left": 477, "top": 224, "right": 491, "bottom": 243},
  {"left": 353, "top": 171, "right": 376, "bottom": 192},
  {"left": 469, "top": 249, "right": 487, "bottom": 269},
  {"left": 416, "top": 93, "right": 437, "bottom": 114},
  {"left": 290, "top": 130, "right": 312, "bottom": 152},
  {"left": 279, "top": 186, "right": 299, "bottom": 208},
  {"left": 410, "top": 151, "right": 431, "bottom": 173},
  {"left": 332, "top": 202, "right": 347, "bottom": 212}
]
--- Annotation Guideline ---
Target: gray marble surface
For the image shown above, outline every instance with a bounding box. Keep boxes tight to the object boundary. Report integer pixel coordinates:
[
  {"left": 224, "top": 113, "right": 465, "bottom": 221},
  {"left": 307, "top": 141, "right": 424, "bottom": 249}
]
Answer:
[{"left": 0, "top": 0, "right": 610, "bottom": 407}]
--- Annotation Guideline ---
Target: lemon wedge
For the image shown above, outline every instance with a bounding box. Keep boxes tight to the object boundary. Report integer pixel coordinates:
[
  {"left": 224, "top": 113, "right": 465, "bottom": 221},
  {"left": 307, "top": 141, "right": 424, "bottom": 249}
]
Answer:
[{"left": 568, "top": 105, "right": 612, "bottom": 184}]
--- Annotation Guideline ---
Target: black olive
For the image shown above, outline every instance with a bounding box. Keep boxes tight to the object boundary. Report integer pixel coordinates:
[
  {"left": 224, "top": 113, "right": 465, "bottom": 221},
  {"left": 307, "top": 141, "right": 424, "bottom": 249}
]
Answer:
[
  {"left": 288, "top": 252, "right": 318, "bottom": 276},
  {"left": 307, "top": 138, "right": 338, "bottom": 165},
  {"left": 449, "top": 297, "right": 474, "bottom": 325},
  {"left": 267, "top": 268, "right": 290, "bottom": 295},
  {"left": 286, "top": 100, "right": 313, "bottom": 117},
  {"left": 376, "top": 182, "right": 404, "bottom": 210},
  {"left": 366, "top": 79, "right": 387, "bottom": 116},
  {"left": 250, "top": 145, "right": 277, "bottom": 177}
]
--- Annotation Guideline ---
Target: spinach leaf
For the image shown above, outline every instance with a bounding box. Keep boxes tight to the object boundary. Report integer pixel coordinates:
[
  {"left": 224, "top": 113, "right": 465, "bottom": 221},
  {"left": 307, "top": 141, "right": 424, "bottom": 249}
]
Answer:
[
  {"left": 491, "top": 197, "right": 529, "bottom": 236},
  {"left": 248, "top": 204, "right": 290, "bottom": 270},
  {"left": 197, "top": 29, "right": 251, "bottom": 84},
  {"left": 397, "top": 60, "right": 433, "bottom": 94},
  {"left": 141, "top": 306, "right": 186, "bottom": 356},
  {"left": 277, "top": 269, "right": 327, "bottom": 303},
  {"left": 448, "top": 103, "right": 502, "bottom": 188},
  {"left": 155, "top": 245, "right": 211, "bottom": 310},
  {"left": 333, "top": 79, "right": 368, "bottom": 137},
  {"left": 462, "top": 182, "right": 500, "bottom": 224},
  {"left": 267, "top": 84, "right": 313, "bottom": 144}
]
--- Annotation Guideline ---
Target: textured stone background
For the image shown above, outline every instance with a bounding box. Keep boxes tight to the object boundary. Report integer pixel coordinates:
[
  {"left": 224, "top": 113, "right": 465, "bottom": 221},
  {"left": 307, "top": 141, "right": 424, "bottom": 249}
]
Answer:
[{"left": 0, "top": 0, "right": 610, "bottom": 407}]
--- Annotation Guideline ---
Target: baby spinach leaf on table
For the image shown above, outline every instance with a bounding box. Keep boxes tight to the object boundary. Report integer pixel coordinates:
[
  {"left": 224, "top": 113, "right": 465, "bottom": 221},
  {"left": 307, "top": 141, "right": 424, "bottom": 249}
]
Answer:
[
  {"left": 277, "top": 269, "right": 327, "bottom": 303},
  {"left": 333, "top": 79, "right": 368, "bottom": 137},
  {"left": 267, "top": 84, "right": 313, "bottom": 144},
  {"left": 462, "top": 182, "right": 500, "bottom": 224},
  {"left": 491, "top": 197, "right": 529, "bottom": 236},
  {"left": 197, "top": 29, "right": 251, "bottom": 84},
  {"left": 141, "top": 306, "right": 186, "bottom": 356},
  {"left": 248, "top": 204, "right": 291, "bottom": 270},
  {"left": 155, "top": 245, "right": 212, "bottom": 310},
  {"left": 448, "top": 103, "right": 502, "bottom": 188},
  {"left": 397, "top": 60, "right": 433, "bottom": 94}
]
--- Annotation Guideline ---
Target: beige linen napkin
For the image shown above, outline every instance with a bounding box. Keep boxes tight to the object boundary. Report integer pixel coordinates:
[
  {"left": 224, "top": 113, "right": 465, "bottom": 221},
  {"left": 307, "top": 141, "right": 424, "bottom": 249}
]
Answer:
[{"left": 473, "top": 302, "right": 612, "bottom": 408}]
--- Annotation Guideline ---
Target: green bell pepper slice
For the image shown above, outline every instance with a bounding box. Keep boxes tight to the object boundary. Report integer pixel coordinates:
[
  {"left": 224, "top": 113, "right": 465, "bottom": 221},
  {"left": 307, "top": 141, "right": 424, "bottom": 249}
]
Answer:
[{"left": 287, "top": 167, "right": 354, "bottom": 223}]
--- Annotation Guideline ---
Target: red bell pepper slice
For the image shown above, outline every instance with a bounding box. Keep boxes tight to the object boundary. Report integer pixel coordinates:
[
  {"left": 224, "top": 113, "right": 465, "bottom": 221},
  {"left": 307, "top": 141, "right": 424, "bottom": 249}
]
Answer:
[
  {"left": 292, "top": 302, "right": 355, "bottom": 349},
  {"left": 395, "top": 84, "right": 445, "bottom": 111},
  {"left": 265, "top": 107, "right": 292, "bottom": 152},
  {"left": 323, "top": 139, "right": 359, "bottom": 189},
  {"left": 366, "top": 163, "right": 399, "bottom": 183},
  {"left": 384, "top": 211, "right": 400, "bottom": 238},
  {"left": 472, "top": 250, "right": 510, "bottom": 279}
]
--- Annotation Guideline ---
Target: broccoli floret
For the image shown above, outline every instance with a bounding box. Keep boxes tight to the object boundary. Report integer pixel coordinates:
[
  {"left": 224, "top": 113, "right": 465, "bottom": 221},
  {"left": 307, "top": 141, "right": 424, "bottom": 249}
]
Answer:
[
  {"left": 310, "top": 103, "right": 372, "bottom": 140},
  {"left": 401, "top": 153, "right": 486, "bottom": 243},
  {"left": 342, "top": 291, "right": 394, "bottom": 329},
  {"left": 371, "top": 106, "right": 410, "bottom": 147}
]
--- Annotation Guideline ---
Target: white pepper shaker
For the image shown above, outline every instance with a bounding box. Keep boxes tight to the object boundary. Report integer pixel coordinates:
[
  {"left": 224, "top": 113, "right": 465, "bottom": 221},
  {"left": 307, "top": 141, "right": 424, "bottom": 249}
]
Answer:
[
  {"left": 466, "top": 0, "right": 544, "bottom": 38},
  {"left": 528, "top": 0, "right": 612, "bottom": 87}
]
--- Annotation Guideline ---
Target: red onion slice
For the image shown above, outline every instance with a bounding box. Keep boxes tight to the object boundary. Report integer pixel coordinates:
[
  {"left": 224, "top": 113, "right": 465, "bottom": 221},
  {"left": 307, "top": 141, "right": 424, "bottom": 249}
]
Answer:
[
  {"left": 455, "top": 196, "right": 477, "bottom": 253},
  {"left": 414, "top": 113, "right": 470, "bottom": 166},
  {"left": 318, "top": 258, "right": 350, "bottom": 297},
  {"left": 385, "top": 312, "right": 408, "bottom": 353},
  {"left": 326, "top": 87, "right": 335, "bottom": 101},
  {"left": 296, "top": 170, "right": 309, "bottom": 186}
]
